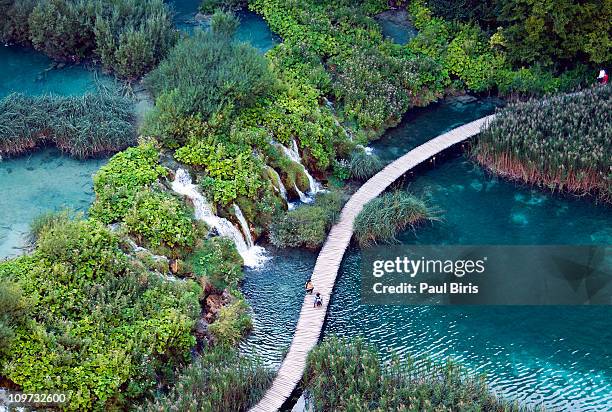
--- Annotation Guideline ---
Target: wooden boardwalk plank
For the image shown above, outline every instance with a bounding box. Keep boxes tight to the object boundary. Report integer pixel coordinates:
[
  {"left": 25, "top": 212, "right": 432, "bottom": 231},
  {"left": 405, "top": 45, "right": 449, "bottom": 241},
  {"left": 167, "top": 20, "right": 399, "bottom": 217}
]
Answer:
[{"left": 249, "top": 115, "right": 494, "bottom": 412}]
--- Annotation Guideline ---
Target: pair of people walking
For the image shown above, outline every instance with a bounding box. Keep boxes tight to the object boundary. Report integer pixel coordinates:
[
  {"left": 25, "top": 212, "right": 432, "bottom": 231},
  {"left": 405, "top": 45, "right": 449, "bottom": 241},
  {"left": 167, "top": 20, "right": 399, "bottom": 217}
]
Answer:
[{"left": 305, "top": 279, "right": 323, "bottom": 308}]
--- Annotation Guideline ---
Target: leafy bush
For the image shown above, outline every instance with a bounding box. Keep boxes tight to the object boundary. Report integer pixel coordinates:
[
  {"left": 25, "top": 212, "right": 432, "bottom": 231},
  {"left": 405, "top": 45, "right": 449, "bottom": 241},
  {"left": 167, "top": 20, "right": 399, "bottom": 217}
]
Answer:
[
  {"left": 0, "top": 218, "right": 202, "bottom": 410},
  {"left": 208, "top": 298, "right": 252, "bottom": 346},
  {"left": 305, "top": 336, "right": 520, "bottom": 411},
  {"left": 349, "top": 149, "right": 384, "bottom": 181},
  {"left": 0, "top": 90, "right": 135, "bottom": 158},
  {"left": 124, "top": 190, "right": 198, "bottom": 250},
  {"left": 209, "top": 9, "right": 239, "bottom": 38},
  {"left": 28, "top": 209, "right": 78, "bottom": 243},
  {"left": 1, "top": 0, "right": 176, "bottom": 78},
  {"left": 354, "top": 191, "right": 436, "bottom": 247},
  {"left": 90, "top": 142, "right": 168, "bottom": 223},
  {"left": 269, "top": 190, "right": 345, "bottom": 249},
  {"left": 139, "top": 345, "right": 272, "bottom": 412},
  {"left": 0, "top": 281, "right": 30, "bottom": 358},
  {"left": 144, "top": 28, "right": 276, "bottom": 122},
  {"left": 473, "top": 86, "right": 612, "bottom": 202},
  {"left": 188, "top": 237, "right": 243, "bottom": 291}
]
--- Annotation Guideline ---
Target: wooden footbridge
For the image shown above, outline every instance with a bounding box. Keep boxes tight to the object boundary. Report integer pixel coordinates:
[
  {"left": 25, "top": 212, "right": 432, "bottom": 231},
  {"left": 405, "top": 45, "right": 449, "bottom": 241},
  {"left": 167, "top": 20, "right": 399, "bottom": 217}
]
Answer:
[{"left": 249, "top": 115, "right": 495, "bottom": 412}]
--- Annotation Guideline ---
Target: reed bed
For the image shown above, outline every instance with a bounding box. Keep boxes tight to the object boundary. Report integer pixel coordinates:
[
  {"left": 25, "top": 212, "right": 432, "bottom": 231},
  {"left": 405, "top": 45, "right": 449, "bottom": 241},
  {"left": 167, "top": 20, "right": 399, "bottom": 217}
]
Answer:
[
  {"left": 354, "top": 191, "right": 438, "bottom": 247},
  {"left": 0, "top": 90, "right": 135, "bottom": 159},
  {"left": 473, "top": 86, "right": 611, "bottom": 202}
]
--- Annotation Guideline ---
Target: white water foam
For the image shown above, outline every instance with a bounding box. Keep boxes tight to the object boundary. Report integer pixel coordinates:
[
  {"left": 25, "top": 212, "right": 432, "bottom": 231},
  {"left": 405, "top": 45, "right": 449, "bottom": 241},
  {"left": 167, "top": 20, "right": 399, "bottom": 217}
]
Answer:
[{"left": 172, "top": 168, "right": 268, "bottom": 268}]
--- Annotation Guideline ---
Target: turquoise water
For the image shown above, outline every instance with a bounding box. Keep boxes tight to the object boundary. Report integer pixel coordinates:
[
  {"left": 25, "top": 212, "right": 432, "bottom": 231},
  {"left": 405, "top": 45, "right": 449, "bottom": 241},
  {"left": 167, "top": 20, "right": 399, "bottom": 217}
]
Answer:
[
  {"left": 168, "top": 0, "right": 279, "bottom": 52},
  {"left": 0, "top": 46, "right": 110, "bottom": 97},
  {"left": 242, "top": 98, "right": 612, "bottom": 410},
  {"left": 377, "top": 15, "right": 417, "bottom": 45},
  {"left": 0, "top": 149, "right": 107, "bottom": 259}
]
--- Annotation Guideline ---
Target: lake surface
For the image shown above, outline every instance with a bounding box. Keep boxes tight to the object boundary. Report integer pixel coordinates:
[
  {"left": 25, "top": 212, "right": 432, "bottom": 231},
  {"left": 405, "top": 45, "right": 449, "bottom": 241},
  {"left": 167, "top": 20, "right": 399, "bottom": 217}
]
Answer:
[
  {"left": 0, "top": 46, "right": 110, "bottom": 98},
  {"left": 0, "top": 149, "right": 107, "bottom": 259},
  {"left": 168, "top": 0, "right": 279, "bottom": 52},
  {"left": 242, "top": 97, "right": 612, "bottom": 411}
]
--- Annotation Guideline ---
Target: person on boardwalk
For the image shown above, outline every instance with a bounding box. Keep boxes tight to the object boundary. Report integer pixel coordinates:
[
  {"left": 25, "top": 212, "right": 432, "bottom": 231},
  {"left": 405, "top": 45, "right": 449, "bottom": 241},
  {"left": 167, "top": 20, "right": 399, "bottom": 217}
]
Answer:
[
  {"left": 313, "top": 292, "right": 323, "bottom": 308},
  {"left": 305, "top": 279, "right": 314, "bottom": 294}
]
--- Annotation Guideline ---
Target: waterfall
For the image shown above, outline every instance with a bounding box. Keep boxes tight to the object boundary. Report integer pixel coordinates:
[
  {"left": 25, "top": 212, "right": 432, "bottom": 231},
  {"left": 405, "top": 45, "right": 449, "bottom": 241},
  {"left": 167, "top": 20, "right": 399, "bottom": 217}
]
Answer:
[
  {"left": 268, "top": 167, "right": 288, "bottom": 201},
  {"left": 233, "top": 204, "right": 253, "bottom": 248},
  {"left": 294, "top": 183, "right": 312, "bottom": 204},
  {"left": 278, "top": 140, "right": 323, "bottom": 196},
  {"left": 171, "top": 169, "right": 267, "bottom": 268}
]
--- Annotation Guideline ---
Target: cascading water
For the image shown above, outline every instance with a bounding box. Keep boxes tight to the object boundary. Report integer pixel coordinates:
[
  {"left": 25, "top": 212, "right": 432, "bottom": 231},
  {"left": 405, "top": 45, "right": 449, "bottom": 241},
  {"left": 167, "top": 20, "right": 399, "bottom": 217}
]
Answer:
[
  {"left": 267, "top": 167, "right": 288, "bottom": 201},
  {"left": 293, "top": 183, "right": 311, "bottom": 204},
  {"left": 278, "top": 140, "right": 323, "bottom": 198},
  {"left": 233, "top": 204, "right": 253, "bottom": 248},
  {"left": 171, "top": 169, "right": 267, "bottom": 268}
]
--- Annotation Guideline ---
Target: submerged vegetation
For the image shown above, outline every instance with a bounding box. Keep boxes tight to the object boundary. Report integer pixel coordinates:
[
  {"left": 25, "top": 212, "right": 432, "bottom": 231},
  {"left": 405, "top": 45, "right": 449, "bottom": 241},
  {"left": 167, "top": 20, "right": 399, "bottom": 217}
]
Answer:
[
  {"left": 305, "top": 336, "right": 520, "bottom": 411},
  {"left": 474, "top": 86, "right": 611, "bottom": 202},
  {"left": 354, "top": 191, "right": 436, "bottom": 247},
  {"left": 0, "top": 0, "right": 176, "bottom": 79},
  {"left": 0, "top": 90, "right": 135, "bottom": 158}
]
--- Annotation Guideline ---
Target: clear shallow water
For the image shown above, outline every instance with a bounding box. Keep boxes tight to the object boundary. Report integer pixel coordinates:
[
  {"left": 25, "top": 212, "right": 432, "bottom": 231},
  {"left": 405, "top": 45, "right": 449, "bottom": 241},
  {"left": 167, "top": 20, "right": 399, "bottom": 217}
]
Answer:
[
  {"left": 242, "top": 98, "right": 612, "bottom": 410},
  {"left": 0, "top": 46, "right": 110, "bottom": 97},
  {"left": 0, "top": 149, "right": 107, "bottom": 259},
  {"left": 168, "top": 0, "right": 279, "bottom": 52},
  {"left": 376, "top": 14, "right": 417, "bottom": 45}
]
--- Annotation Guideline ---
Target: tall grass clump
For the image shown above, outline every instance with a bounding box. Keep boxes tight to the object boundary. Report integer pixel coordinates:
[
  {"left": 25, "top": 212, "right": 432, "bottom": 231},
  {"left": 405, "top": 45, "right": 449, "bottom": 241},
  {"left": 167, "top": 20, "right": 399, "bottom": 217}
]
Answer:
[
  {"left": 349, "top": 149, "right": 385, "bottom": 181},
  {"left": 0, "top": 89, "right": 135, "bottom": 158},
  {"left": 354, "top": 191, "right": 437, "bottom": 247},
  {"left": 269, "top": 189, "right": 346, "bottom": 249},
  {"left": 139, "top": 345, "right": 273, "bottom": 412},
  {"left": 305, "top": 336, "right": 522, "bottom": 411},
  {"left": 473, "top": 86, "right": 611, "bottom": 202}
]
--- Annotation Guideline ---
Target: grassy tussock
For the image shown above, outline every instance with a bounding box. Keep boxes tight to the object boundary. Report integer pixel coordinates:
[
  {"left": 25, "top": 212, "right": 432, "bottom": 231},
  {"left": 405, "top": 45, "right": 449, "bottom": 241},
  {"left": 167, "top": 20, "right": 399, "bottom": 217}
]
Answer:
[
  {"left": 305, "top": 336, "right": 528, "bottom": 411},
  {"left": 0, "top": 90, "right": 135, "bottom": 158},
  {"left": 473, "top": 86, "right": 611, "bottom": 202},
  {"left": 354, "top": 191, "right": 437, "bottom": 247}
]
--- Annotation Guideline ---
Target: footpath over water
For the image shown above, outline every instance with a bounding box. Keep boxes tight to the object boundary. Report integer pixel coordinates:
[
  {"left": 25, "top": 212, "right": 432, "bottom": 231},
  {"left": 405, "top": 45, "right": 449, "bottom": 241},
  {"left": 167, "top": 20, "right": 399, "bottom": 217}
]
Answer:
[{"left": 249, "top": 115, "right": 495, "bottom": 412}]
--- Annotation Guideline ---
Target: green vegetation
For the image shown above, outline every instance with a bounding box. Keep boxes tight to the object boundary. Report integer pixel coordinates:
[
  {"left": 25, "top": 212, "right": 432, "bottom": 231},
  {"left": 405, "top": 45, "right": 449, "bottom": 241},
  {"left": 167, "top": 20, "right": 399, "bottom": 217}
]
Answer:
[
  {"left": 349, "top": 149, "right": 385, "bottom": 181},
  {"left": 305, "top": 336, "right": 520, "bottom": 411},
  {"left": 0, "top": 0, "right": 176, "bottom": 79},
  {"left": 427, "top": 0, "right": 610, "bottom": 69},
  {"left": 188, "top": 237, "right": 244, "bottom": 291},
  {"left": 124, "top": 190, "right": 198, "bottom": 251},
  {"left": 474, "top": 86, "right": 612, "bottom": 202},
  {"left": 269, "top": 190, "right": 345, "bottom": 249},
  {"left": 208, "top": 298, "right": 252, "bottom": 346},
  {"left": 0, "top": 282, "right": 30, "bottom": 358},
  {"left": 0, "top": 90, "right": 135, "bottom": 158},
  {"left": 140, "top": 345, "right": 272, "bottom": 412},
  {"left": 354, "top": 191, "right": 436, "bottom": 247},
  {"left": 0, "top": 217, "right": 201, "bottom": 410}
]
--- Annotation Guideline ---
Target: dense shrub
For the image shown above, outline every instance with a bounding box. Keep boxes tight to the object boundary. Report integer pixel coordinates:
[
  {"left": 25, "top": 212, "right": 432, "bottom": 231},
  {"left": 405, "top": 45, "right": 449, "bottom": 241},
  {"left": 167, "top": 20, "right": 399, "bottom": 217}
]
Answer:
[
  {"left": 473, "top": 86, "right": 612, "bottom": 202},
  {"left": 0, "top": 90, "right": 135, "bottom": 158},
  {"left": 0, "top": 0, "right": 175, "bottom": 78},
  {"left": 140, "top": 345, "right": 272, "bottom": 412},
  {"left": 0, "top": 281, "right": 30, "bottom": 358},
  {"left": 90, "top": 143, "right": 168, "bottom": 223},
  {"left": 0, "top": 218, "right": 202, "bottom": 410},
  {"left": 124, "top": 190, "right": 198, "bottom": 250},
  {"left": 144, "top": 28, "right": 276, "bottom": 124},
  {"left": 199, "top": 0, "right": 246, "bottom": 14},
  {"left": 188, "top": 237, "right": 243, "bottom": 291},
  {"left": 208, "top": 298, "right": 252, "bottom": 346},
  {"left": 354, "top": 191, "right": 436, "bottom": 247},
  {"left": 305, "top": 336, "right": 519, "bottom": 411},
  {"left": 269, "top": 190, "right": 345, "bottom": 249}
]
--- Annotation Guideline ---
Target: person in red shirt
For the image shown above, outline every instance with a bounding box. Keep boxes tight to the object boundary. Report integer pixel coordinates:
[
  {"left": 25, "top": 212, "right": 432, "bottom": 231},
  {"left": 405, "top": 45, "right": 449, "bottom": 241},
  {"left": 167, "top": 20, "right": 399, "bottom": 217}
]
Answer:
[{"left": 598, "top": 70, "right": 609, "bottom": 85}]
